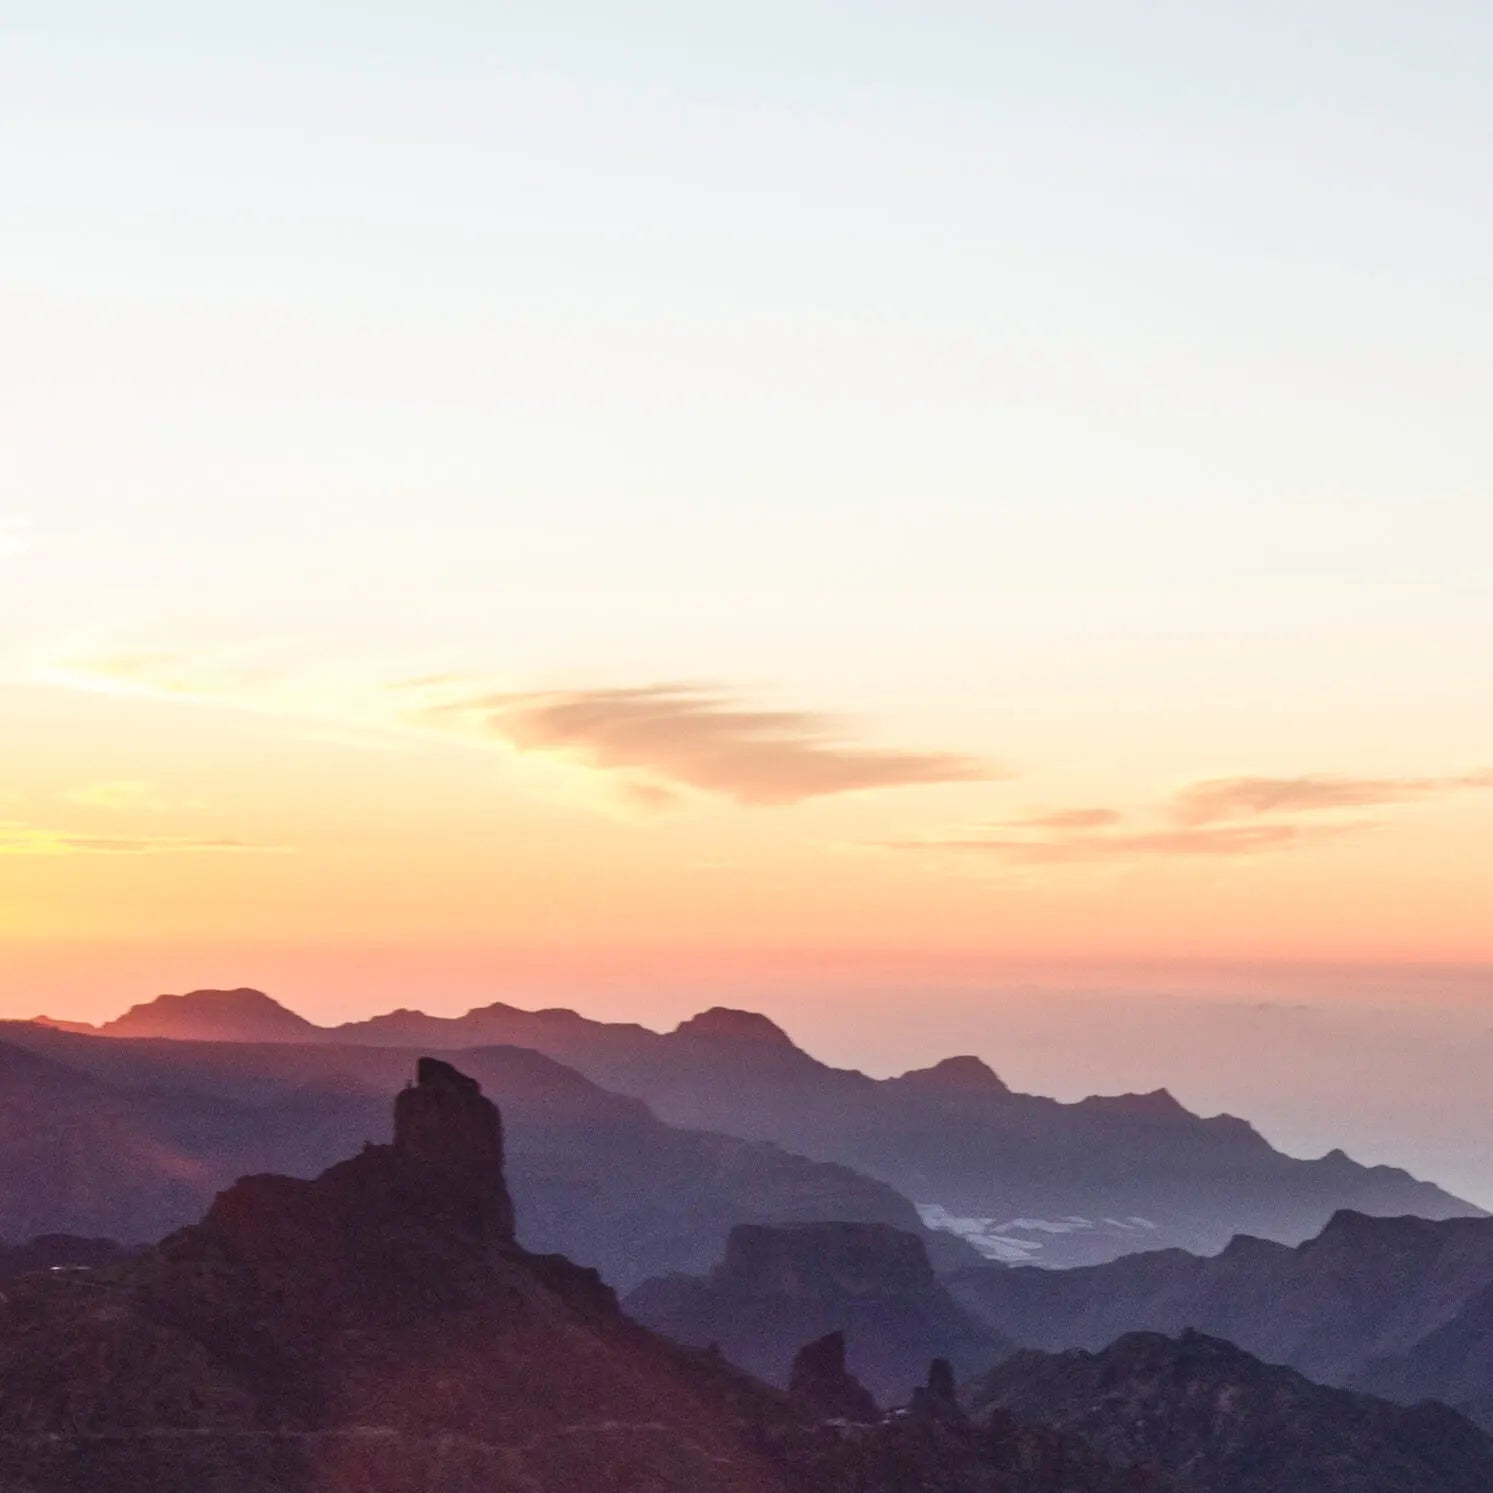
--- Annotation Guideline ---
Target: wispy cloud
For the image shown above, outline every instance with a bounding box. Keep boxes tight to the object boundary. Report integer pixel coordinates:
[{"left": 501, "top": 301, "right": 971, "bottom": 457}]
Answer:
[
  {"left": 878, "top": 820, "right": 1367, "bottom": 862},
  {"left": 414, "top": 683, "right": 994, "bottom": 806},
  {"left": 1171, "top": 770, "right": 1493, "bottom": 824},
  {"left": 997, "top": 807, "right": 1123, "bottom": 830},
  {"left": 44, "top": 654, "right": 993, "bottom": 810},
  {"left": 0, "top": 823, "right": 289, "bottom": 856}
]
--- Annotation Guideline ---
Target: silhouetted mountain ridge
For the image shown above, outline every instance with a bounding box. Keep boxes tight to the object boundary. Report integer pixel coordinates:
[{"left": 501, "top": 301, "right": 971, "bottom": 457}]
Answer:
[
  {"left": 949, "top": 1207, "right": 1493, "bottom": 1430},
  {"left": 0, "top": 1025, "right": 967, "bottom": 1287},
  {"left": 35, "top": 987, "right": 1476, "bottom": 1267},
  {"left": 0, "top": 1058, "right": 1177, "bottom": 1493},
  {"left": 968, "top": 1329, "right": 1493, "bottom": 1493}
]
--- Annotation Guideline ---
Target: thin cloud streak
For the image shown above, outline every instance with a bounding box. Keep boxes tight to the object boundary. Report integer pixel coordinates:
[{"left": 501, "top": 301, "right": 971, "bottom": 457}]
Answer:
[
  {"left": 1172, "top": 770, "right": 1493, "bottom": 824},
  {"left": 0, "top": 823, "right": 289, "bottom": 856},
  {"left": 418, "top": 683, "right": 994, "bottom": 806},
  {"left": 997, "top": 808, "right": 1123, "bottom": 830},
  {"left": 878, "top": 821, "right": 1367, "bottom": 863},
  {"left": 47, "top": 657, "right": 992, "bottom": 809}
]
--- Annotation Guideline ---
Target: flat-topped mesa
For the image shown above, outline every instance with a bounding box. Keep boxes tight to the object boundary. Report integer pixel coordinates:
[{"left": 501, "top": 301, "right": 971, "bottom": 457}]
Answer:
[{"left": 394, "top": 1057, "right": 515, "bottom": 1239}]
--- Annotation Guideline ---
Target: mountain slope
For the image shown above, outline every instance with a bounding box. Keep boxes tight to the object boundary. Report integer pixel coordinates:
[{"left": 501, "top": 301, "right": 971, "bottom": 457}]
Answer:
[
  {"left": 0, "top": 1058, "right": 1174, "bottom": 1493},
  {"left": 0, "top": 1026, "right": 963, "bottom": 1288},
  {"left": 948, "top": 1208, "right": 1493, "bottom": 1428},
  {"left": 627, "top": 1220, "right": 1008, "bottom": 1404},
  {"left": 968, "top": 1329, "right": 1493, "bottom": 1493},
  {"left": 0, "top": 1057, "right": 799, "bottom": 1493},
  {"left": 0, "top": 1039, "right": 350, "bottom": 1241},
  {"left": 35, "top": 990, "right": 1480, "bottom": 1265},
  {"left": 1357, "top": 1277, "right": 1493, "bottom": 1431}
]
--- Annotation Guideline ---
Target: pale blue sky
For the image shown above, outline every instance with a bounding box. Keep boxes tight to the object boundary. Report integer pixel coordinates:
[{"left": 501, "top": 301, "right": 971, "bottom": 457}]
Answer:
[{"left": 8, "top": 2, "right": 1492, "bottom": 657}]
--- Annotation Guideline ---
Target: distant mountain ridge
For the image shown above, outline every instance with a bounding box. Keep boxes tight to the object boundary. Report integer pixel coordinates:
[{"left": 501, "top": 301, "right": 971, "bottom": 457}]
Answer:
[
  {"left": 0, "top": 1025, "right": 962, "bottom": 1288},
  {"left": 0, "top": 1057, "right": 1179, "bottom": 1493},
  {"left": 968, "top": 1329, "right": 1493, "bottom": 1493},
  {"left": 947, "top": 1207, "right": 1493, "bottom": 1430},
  {"left": 34, "top": 988, "right": 1481, "bottom": 1266}
]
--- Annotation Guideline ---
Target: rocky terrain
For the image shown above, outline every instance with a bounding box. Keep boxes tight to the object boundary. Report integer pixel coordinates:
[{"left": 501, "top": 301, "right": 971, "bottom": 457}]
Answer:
[
  {"left": 627, "top": 1220, "right": 1007, "bottom": 1403},
  {"left": 0, "top": 1234, "right": 129, "bottom": 1278},
  {"left": 39, "top": 988, "right": 1476, "bottom": 1266},
  {"left": 0, "top": 1056, "right": 1173, "bottom": 1493},
  {"left": 968, "top": 1329, "right": 1493, "bottom": 1493},
  {"left": 948, "top": 1206, "right": 1493, "bottom": 1427},
  {"left": 1357, "top": 1276, "right": 1493, "bottom": 1432},
  {"left": 0, "top": 1025, "right": 960, "bottom": 1288}
]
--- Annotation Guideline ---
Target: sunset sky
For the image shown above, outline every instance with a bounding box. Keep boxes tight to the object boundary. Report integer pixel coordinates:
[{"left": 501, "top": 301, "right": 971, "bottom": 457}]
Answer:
[{"left": 5, "top": 0, "right": 1492, "bottom": 1087}]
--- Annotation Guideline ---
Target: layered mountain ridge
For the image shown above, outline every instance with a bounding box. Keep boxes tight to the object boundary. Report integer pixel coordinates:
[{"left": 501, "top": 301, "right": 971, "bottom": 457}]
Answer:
[
  {"left": 948, "top": 1206, "right": 1493, "bottom": 1429},
  {"left": 31, "top": 987, "right": 1479, "bottom": 1267},
  {"left": 969, "top": 1329, "right": 1493, "bottom": 1493},
  {"left": 0, "top": 1056, "right": 1177, "bottom": 1493},
  {"left": 0, "top": 1026, "right": 958, "bottom": 1288}
]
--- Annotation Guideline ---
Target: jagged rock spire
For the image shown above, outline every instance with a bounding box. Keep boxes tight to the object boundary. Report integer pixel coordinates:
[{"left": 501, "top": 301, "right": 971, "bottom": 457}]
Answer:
[
  {"left": 393, "top": 1057, "right": 515, "bottom": 1241},
  {"left": 788, "top": 1330, "right": 880, "bottom": 1423},
  {"left": 910, "top": 1356, "right": 964, "bottom": 1424}
]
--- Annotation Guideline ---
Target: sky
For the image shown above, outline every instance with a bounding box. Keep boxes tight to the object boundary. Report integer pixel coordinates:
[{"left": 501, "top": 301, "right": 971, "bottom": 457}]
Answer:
[{"left": 3, "top": 3, "right": 1492, "bottom": 1185}]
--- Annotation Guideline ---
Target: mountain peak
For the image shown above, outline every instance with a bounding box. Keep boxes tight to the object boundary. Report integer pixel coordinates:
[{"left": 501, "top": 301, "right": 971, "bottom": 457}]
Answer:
[
  {"left": 204, "top": 1057, "right": 517, "bottom": 1269},
  {"left": 100, "top": 988, "right": 319, "bottom": 1043},
  {"left": 789, "top": 1330, "right": 880, "bottom": 1422},
  {"left": 396, "top": 1058, "right": 504, "bottom": 1166},
  {"left": 1082, "top": 1087, "right": 1188, "bottom": 1119},
  {"left": 27, "top": 1015, "right": 98, "bottom": 1034},
  {"left": 899, "top": 1055, "right": 1010, "bottom": 1093},
  {"left": 392, "top": 1056, "right": 516, "bottom": 1240},
  {"left": 673, "top": 1007, "right": 795, "bottom": 1046}
]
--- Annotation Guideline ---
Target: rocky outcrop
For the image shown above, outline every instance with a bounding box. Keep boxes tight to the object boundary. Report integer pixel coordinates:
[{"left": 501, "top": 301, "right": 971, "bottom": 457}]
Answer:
[
  {"left": 0, "top": 1028, "right": 953, "bottom": 1288},
  {"left": 968, "top": 1329, "right": 1493, "bottom": 1493},
  {"left": 1357, "top": 1277, "right": 1493, "bottom": 1430},
  {"left": 0, "top": 1060, "right": 1179, "bottom": 1493},
  {"left": 0, "top": 1059, "right": 789, "bottom": 1492},
  {"left": 391, "top": 1056, "right": 515, "bottom": 1239},
  {"left": 626, "top": 1220, "right": 1008, "bottom": 1404},
  {"left": 788, "top": 1331, "right": 880, "bottom": 1422},
  {"left": 949, "top": 1207, "right": 1493, "bottom": 1427}
]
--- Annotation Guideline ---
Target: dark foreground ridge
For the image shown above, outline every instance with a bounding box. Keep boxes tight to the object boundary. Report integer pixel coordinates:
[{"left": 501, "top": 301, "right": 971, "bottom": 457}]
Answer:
[
  {"left": 0, "top": 1058, "right": 1174, "bottom": 1493},
  {"left": 948, "top": 1206, "right": 1493, "bottom": 1429},
  {"left": 969, "top": 1329, "right": 1493, "bottom": 1493}
]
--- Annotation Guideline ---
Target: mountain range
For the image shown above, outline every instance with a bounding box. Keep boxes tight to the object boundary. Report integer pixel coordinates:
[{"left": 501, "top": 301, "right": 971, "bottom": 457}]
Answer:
[
  {"left": 0, "top": 1055, "right": 1179, "bottom": 1493},
  {"left": 1, "top": 1052, "right": 1484, "bottom": 1493},
  {"left": 948, "top": 1206, "right": 1493, "bottom": 1429},
  {"left": 969, "top": 1329, "right": 1493, "bottom": 1493},
  {"left": 0, "top": 1026, "right": 958, "bottom": 1288},
  {"left": 28, "top": 988, "right": 1480, "bottom": 1267}
]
